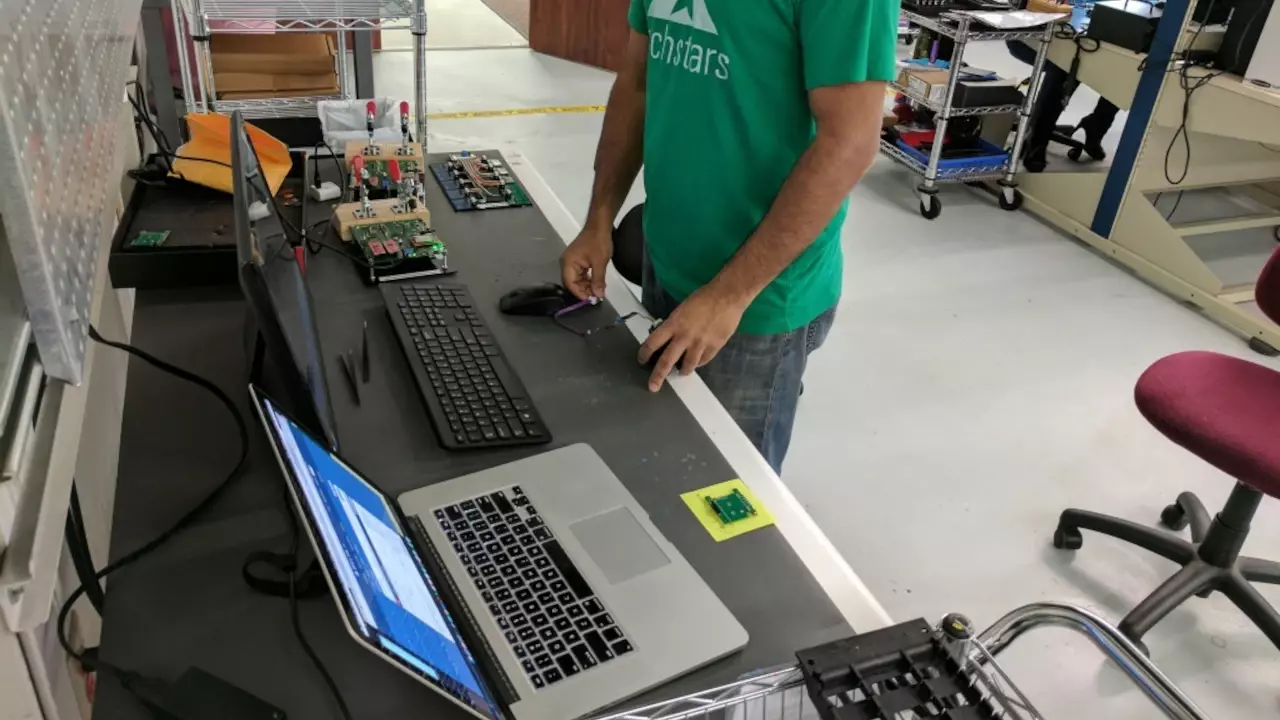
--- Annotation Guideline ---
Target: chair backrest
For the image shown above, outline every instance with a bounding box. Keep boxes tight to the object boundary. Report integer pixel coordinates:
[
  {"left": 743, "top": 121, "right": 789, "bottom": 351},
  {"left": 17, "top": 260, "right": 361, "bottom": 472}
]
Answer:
[{"left": 1258, "top": 243, "right": 1280, "bottom": 325}]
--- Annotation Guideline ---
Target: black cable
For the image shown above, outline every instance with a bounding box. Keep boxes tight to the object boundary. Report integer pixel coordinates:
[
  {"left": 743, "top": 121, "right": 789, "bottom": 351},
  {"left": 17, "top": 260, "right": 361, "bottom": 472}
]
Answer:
[
  {"left": 1165, "top": 190, "right": 1185, "bottom": 221},
  {"left": 64, "top": 483, "right": 106, "bottom": 614},
  {"left": 57, "top": 326, "right": 250, "bottom": 678},
  {"left": 1163, "top": 0, "right": 1221, "bottom": 187}
]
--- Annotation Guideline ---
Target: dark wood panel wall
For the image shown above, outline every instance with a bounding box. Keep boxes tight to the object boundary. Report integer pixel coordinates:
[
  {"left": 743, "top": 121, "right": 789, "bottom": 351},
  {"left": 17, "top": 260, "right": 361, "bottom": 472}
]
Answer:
[{"left": 529, "top": 0, "right": 632, "bottom": 71}]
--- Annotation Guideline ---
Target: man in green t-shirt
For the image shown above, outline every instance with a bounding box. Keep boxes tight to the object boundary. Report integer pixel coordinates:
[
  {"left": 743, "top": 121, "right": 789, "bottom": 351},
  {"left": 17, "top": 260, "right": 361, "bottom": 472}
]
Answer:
[{"left": 560, "top": 0, "right": 898, "bottom": 471}]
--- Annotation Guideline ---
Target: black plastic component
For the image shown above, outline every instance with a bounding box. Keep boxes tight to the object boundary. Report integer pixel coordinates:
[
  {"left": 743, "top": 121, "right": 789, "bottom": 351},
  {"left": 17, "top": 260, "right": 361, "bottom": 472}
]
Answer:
[
  {"left": 128, "top": 667, "right": 287, "bottom": 720},
  {"left": 1160, "top": 503, "right": 1190, "bottom": 532},
  {"left": 1053, "top": 526, "right": 1083, "bottom": 550},
  {"left": 797, "top": 619, "right": 1006, "bottom": 720},
  {"left": 920, "top": 196, "right": 942, "bottom": 220},
  {"left": 1249, "top": 337, "right": 1279, "bottom": 357},
  {"left": 998, "top": 189, "right": 1023, "bottom": 212}
]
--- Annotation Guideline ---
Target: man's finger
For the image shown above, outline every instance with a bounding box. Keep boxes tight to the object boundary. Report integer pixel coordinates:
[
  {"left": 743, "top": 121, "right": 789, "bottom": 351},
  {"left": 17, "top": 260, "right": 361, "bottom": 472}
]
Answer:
[
  {"left": 637, "top": 322, "right": 674, "bottom": 365},
  {"left": 564, "top": 263, "right": 593, "bottom": 300},
  {"left": 649, "top": 340, "right": 688, "bottom": 392},
  {"left": 589, "top": 261, "right": 608, "bottom": 298},
  {"left": 680, "top": 345, "right": 704, "bottom": 376}
]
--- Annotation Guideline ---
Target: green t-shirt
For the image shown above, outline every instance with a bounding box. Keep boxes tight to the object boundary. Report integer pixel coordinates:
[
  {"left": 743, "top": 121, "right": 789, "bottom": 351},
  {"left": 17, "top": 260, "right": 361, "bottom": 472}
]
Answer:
[{"left": 628, "top": 0, "right": 898, "bottom": 334}]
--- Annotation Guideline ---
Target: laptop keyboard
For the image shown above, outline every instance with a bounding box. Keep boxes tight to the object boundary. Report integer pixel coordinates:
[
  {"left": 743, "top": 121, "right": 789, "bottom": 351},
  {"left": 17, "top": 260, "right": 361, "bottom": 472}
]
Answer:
[{"left": 434, "top": 486, "right": 634, "bottom": 689}]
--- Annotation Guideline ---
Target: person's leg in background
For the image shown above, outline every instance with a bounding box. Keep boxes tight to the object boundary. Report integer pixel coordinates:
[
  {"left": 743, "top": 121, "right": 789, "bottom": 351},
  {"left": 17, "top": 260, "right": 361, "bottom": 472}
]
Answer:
[{"left": 642, "top": 258, "right": 835, "bottom": 473}]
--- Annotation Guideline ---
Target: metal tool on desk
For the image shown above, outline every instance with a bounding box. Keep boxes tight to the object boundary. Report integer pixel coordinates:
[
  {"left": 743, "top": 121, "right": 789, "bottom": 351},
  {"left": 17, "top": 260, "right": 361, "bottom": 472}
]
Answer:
[{"left": 254, "top": 388, "right": 748, "bottom": 720}]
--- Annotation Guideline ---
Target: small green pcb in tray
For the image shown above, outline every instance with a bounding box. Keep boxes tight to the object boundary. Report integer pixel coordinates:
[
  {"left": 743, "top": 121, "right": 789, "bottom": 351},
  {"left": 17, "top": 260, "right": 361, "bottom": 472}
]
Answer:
[
  {"left": 128, "top": 230, "right": 171, "bottom": 249},
  {"left": 705, "top": 488, "right": 757, "bottom": 525}
]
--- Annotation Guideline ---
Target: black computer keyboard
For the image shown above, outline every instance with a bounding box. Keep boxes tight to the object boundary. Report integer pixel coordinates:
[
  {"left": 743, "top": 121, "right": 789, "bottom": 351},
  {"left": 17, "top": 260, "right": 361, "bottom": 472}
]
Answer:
[
  {"left": 382, "top": 282, "right": 551, "bottom": 450},
  {"left": 434, "top": 486, "right": 633, "bottom": 689}
]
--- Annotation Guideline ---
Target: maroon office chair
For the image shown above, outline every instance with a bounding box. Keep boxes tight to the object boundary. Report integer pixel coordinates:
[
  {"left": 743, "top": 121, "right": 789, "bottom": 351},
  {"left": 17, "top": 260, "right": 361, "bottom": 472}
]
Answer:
[{"left": 1053, "top": 243, "right": 1280, "bottom": 652}]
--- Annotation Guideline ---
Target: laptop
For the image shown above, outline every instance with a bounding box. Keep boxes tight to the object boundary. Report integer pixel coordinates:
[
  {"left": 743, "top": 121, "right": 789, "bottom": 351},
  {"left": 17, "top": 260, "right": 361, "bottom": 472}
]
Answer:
[{"left": 252, "top": 386, "right": 748, "bottom": 720}]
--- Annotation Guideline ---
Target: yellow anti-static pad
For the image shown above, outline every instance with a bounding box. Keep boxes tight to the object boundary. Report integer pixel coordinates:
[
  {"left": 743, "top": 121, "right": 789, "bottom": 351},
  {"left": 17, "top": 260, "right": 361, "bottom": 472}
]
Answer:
[{"left": 681, "top": 479, "right": 775, "bottom": 542}]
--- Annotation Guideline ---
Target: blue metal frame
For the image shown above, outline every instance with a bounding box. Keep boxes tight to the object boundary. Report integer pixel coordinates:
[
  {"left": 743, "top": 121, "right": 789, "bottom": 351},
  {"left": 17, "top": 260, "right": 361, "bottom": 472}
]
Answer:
[{"left": 1090, "top": 0, "right": 1193, "bottom": 238}]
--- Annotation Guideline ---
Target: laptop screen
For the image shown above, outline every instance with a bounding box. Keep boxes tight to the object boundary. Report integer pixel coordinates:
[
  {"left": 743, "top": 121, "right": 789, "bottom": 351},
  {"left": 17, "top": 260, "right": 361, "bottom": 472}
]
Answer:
[{"left": 257, "top": 390, "right": 502, "bottom": 719}]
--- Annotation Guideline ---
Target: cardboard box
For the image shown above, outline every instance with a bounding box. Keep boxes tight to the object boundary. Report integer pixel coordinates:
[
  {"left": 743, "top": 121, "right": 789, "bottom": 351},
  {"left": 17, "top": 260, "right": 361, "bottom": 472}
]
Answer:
[
  {"left": 211, "top": 34, "right": 337, "bottom": 74},
  {"left": 901, "top": 68, "right": 951, "bottom": 105}
]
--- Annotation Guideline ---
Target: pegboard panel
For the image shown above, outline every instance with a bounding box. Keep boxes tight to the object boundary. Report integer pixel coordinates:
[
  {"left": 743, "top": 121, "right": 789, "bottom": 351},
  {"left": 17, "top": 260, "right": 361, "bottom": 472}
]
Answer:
[{"left": 0, "top": 0, "right": 141, "bottom": 384}]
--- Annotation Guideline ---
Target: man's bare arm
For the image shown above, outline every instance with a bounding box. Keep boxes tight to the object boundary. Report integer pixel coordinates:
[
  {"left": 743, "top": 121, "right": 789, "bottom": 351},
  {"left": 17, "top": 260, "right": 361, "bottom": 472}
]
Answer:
[
  {"left": 561, "top": 30, "right": 648, "bottom": 299},
  {"left": 638, "top": 81, "right": 886, "bottom": 389},
  {"left": 584, "top": 31, "right": 648, "bottom": 233},
  {"left": 705, "top": 82, "right": 885, "bottom": 306}
]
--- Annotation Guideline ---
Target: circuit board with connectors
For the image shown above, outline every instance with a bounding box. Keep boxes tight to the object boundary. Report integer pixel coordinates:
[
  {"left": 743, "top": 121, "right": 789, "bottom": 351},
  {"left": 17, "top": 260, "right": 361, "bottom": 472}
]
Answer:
[
  {"left": 430, "top": 152, "right": 532, "bottom": 212},
  {"left": 361, "top": 157, "right": 422, "bottom": 194},
  {"left": 705, "top": 489, "right": 757, "bottom": 525},
  {"left": 347, "top": 218, "right": 449, "bottom": 284}
]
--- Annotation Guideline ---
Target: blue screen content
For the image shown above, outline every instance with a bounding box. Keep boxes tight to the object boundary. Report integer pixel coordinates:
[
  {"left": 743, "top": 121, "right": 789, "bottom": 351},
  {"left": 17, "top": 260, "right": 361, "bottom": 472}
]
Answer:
[{"left": 262, "top": 396, "right": 501, "bottom": 719}]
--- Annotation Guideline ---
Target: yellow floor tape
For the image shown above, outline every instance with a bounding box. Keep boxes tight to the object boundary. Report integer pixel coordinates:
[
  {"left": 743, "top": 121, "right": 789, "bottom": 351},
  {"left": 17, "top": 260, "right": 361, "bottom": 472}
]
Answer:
[
  {"left": 427, "top": 104, "right": 605, "bottom": 120},
  {"left": 428, "top": 91, "right": 895, "bottom": 120}
]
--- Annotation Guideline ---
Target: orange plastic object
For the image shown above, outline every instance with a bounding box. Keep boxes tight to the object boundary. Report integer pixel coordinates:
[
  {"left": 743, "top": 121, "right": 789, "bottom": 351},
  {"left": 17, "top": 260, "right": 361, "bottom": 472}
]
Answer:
[{"left": 170, "top": 112, "right": 290, "bottom": 195}]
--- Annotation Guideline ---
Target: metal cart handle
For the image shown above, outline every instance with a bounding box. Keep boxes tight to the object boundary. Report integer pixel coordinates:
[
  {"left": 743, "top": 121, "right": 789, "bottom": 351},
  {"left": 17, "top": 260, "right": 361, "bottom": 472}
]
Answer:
[{"left": 977, "top": 601, "right": 1210, "bottom": 720}]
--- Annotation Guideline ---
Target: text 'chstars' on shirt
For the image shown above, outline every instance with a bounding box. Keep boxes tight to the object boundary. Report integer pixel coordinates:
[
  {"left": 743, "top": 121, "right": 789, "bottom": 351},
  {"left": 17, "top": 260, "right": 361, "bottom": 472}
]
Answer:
[{"left": 648, "top": 0, "right": 731, "bottom": 80}]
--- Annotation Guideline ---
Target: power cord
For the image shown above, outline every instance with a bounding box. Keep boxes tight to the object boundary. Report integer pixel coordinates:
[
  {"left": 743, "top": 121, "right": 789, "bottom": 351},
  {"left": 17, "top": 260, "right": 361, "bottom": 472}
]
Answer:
[
  {"left": 57, "top": 325, "right": 250, "bottom": 686},
  {"left": 1163, "top": 0, "right": 1222, "bottom": 187}
]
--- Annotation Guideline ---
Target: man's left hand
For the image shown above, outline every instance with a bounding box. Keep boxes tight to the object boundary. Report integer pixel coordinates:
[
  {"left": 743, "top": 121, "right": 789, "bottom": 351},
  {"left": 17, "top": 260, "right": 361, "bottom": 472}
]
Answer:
[{"left": 637, "top": 287, "right": 748, "bottom": 392}]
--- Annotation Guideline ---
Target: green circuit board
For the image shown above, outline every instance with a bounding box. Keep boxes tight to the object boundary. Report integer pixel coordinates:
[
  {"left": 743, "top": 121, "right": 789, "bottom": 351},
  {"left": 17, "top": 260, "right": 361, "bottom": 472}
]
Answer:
[
  {"left": 706, "top": 489, "right": 757, "bottom": 525},
  {"left": 349, "top": 219, "right": 443, "bottom": 266}
]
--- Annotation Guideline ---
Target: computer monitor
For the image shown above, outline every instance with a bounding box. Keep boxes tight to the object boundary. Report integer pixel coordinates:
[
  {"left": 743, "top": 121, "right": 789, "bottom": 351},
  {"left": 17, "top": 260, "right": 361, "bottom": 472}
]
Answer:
[{"left": 231, "top": 112, "right": 339, "bottom": 450}]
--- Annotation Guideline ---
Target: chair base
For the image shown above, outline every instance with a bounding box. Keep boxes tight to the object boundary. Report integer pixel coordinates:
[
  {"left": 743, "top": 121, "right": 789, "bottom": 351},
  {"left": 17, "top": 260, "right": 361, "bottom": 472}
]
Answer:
[{"left": 1054, "top": 484, "right": 1280, "bottom": 650}]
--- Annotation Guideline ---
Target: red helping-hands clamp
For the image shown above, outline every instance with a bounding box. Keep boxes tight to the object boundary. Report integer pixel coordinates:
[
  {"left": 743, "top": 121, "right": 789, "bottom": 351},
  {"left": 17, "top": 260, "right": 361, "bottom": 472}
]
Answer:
[
  {"left": 351, "top": 154, "right": 364, "bottom": 180},
  {"left": 367, "top": 100, "right": 377, "bottom": 115},
  {"left": 388, "top": 159, "right": 402, "bottom": 183},
  {"left": 400, "top": 101, "right": 409, "bottom": 117}
]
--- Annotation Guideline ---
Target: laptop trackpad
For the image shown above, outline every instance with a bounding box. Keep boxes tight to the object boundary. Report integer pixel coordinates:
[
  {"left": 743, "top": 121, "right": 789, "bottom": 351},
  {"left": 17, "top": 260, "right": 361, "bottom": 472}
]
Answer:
[{"left": 570, "top": 507, "right": 670, "bottom": 585}]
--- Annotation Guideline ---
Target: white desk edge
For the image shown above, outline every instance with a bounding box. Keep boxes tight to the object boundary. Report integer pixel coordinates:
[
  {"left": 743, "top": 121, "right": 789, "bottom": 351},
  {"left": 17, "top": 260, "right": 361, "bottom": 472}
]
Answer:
[{"left": 506, "top": 153, "right": 894, "bottom": 634}]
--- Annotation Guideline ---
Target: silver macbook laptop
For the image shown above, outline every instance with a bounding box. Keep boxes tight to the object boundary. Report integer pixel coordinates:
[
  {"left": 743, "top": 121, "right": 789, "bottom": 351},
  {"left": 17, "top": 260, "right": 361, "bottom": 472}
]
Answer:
[{"left": 253, "top": 385, "right": 748, "bottom": 720}]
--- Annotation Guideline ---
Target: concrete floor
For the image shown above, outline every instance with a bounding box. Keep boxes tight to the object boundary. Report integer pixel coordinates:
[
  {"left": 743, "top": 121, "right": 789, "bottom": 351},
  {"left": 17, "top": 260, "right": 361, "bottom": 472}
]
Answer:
[{"left": 376, "top": 41, "right": 1280, "bottom": 719}]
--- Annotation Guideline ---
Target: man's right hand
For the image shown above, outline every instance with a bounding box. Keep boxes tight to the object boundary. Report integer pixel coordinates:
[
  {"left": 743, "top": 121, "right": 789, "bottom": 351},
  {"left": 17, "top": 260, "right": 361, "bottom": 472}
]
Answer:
[{"left": 560, "top": 226, "right": 613, "bottom": 300}]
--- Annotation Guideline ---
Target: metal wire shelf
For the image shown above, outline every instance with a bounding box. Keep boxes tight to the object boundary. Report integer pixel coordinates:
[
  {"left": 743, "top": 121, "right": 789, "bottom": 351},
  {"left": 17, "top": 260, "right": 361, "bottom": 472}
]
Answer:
[
  {"left": 879, "top": 138, "right": 1011, "bottom": 183},
  {"left": 902, "top": 9, "right": 1058, "bottom": 41},
  {"left": 889, "top": 80, "right": 1023, "bottom": 117},
  {"left": 588, "top": 603, "right": 1209, "bottom": 720},
  {"left": 214, "top": 95, "right": 346, "bottom": 119},
  {"left": 186, "top": 0, "right": 414, "bottom": 23}
]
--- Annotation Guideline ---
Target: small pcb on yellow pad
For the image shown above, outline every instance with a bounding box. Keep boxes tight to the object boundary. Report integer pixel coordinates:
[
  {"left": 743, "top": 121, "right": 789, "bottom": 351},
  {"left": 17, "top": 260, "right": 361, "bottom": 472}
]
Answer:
[{"left": 681, "top": 479, "right": 775, "bottom": 542}]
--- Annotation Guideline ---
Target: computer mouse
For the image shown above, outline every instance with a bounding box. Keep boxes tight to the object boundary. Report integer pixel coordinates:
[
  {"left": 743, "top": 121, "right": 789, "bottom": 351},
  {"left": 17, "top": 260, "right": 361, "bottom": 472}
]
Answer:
[
  {"left": 641, "top": 330, "right": 686, "bottom": 373},
  {"left": 498, "top": 283, "right": 574, "bottom": 316}
]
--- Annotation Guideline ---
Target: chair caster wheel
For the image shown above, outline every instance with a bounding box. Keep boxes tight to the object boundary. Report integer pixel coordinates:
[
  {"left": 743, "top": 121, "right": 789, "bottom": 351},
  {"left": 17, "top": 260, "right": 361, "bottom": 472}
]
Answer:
[
  {"left": 1053, "top": 526, "right": 1083, "bottom": 550},
  {"left": 1249, "top": 337, "right": 1279, "bottom": 357},
  {"left": 998, "top": 188, "right": 1023, "bottom": 211},
  {"left": 1160, "top": 503, "right": 1190, "bottom": 531},
  {"left": 1067, "top": 147, "right": 1083, "bottom": 162},
  {"left": 919, "top": 195, "right": 942, "bottom": 220}
]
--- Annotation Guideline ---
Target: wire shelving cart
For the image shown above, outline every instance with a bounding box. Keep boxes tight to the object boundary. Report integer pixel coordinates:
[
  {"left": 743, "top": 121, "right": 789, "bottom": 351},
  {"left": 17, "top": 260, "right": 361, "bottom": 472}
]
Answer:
[
  {"left": 886, "top": 10, "right": 1061, "bottom": 220},
  {"left": 589, "top": 602, "right": 1210, "bottom": 720},
  {"left": 171, "top": 0, "right": 430, "bottom": 142}
]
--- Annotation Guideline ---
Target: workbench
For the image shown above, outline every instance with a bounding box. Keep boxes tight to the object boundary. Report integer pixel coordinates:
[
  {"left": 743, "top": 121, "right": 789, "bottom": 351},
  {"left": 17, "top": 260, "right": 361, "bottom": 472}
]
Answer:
[
  {"left": 90, "top": 152, "right": 890, "bottom": 718},
  {"left": 1020, "top": 2, "right": 1280, "bottom": 353}
]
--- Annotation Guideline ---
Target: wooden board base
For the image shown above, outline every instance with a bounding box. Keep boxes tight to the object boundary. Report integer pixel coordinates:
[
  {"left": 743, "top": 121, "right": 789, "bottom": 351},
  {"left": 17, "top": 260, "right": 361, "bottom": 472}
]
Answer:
[{"left": 331, "top": 199, "right": 432, "bottom": 241}]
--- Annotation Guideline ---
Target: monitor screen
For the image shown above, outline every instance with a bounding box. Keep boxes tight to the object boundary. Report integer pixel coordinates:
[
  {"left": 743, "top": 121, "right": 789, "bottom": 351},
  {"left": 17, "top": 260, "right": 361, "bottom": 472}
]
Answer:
[
  {"left": 231, "top": 112, "right": 338, "bottom": 449},
  {"left": 257, "top": 390, "right": 503, "bottom": 720}
]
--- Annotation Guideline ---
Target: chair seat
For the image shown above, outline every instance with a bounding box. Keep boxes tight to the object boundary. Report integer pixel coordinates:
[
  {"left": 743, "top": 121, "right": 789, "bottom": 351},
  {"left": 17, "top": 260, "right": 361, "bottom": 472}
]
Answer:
[{"left": 1136, "top": 351, "right": 1280, "bottom": 498}]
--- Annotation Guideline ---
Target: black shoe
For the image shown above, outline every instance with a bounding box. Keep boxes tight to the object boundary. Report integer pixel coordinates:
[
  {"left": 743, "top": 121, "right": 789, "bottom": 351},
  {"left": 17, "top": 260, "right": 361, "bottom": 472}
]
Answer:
[
  {"left": 1074, "top": 113, "right": 1109, "bottom": 161},
  {"left": 1022, "top": 143, "right": 1048, "bottom": 173}
]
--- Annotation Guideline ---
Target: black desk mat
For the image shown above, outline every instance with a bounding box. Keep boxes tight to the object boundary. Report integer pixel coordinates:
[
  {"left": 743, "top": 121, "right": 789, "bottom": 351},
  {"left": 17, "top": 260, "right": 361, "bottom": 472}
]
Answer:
[{"left": 93, "top": 152, "right": 848, "bottom": 719}]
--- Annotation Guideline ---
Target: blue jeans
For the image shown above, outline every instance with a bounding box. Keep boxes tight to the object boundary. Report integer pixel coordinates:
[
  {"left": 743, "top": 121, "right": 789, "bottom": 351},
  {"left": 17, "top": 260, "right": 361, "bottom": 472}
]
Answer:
[{"left": 642, "top": 261, "right": 836, "bottom": 473}]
